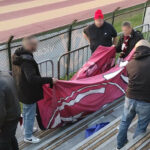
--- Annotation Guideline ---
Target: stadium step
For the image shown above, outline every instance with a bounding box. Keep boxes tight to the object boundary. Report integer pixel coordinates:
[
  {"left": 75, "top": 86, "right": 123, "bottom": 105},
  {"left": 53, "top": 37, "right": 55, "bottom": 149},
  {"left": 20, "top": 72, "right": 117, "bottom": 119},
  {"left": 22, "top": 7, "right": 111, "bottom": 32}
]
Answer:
[
  {"left": 71, "top": 116, "right": 150, "bottom": 150},
  {"left": 19, "top": 97, "right": 124, "bottom": 150}
]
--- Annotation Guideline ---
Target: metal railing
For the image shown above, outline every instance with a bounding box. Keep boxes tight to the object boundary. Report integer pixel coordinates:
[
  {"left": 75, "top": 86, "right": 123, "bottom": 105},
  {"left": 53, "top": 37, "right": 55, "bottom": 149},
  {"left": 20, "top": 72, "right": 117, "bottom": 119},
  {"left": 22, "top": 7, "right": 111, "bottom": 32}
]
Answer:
[
  {"left": 0, "top": 0, "right": 150, "bottom": 75},
  {"left": 38, "top": 59, "right": 54, "bottom": 77},
  {"left": 57, "top": 24, "right": 150, "bottom": 80},
  {"left": 58, "top": 45, "right": 90, "bottom": 79}
]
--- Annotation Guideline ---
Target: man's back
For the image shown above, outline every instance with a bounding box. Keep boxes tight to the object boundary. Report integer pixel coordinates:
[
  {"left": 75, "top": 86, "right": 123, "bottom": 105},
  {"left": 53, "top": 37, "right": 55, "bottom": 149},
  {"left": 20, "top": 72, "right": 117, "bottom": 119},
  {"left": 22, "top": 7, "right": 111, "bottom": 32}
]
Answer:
[
  {"left": 126, "top": 46, "right": 150, "bottom": 102},
  {"left": 0, "top": 71, "right": 20, "bottom": 127}
]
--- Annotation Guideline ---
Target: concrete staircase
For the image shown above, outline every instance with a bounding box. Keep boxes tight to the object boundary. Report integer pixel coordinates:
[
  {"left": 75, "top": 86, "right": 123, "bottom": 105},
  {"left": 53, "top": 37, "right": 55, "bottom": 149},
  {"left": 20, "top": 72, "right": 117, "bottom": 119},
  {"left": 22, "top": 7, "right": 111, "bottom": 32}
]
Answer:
[{"left": 71, "top": 116, "right": 150, "bottom": 150}]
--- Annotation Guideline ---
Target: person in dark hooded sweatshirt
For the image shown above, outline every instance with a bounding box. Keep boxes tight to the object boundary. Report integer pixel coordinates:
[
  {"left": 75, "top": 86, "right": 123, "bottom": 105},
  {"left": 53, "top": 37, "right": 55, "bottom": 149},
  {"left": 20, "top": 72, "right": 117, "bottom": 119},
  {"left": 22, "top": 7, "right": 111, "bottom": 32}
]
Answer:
[
  {"left": 0, "top": 71, "right": 20, "bottom": 150},
  {"left": 116, "top": 40, "right": 150, "bottom": 150},
  {"left": 12, "top": 36, "right": 57, "bottom": 144}
]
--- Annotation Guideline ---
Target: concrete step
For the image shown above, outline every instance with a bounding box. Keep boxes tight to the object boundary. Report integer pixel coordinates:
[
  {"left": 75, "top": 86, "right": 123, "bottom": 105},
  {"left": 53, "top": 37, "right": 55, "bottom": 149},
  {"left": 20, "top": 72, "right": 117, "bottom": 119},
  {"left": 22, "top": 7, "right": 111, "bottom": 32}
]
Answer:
[
  {"left": 71, "top": 115, "right": 150, "bottom": 150},
  {"left": 18, "top": 97, "right": 124, "bottom": 150},
  {"left": 71, "top": 117, "right": 150, "bottom": 150}
]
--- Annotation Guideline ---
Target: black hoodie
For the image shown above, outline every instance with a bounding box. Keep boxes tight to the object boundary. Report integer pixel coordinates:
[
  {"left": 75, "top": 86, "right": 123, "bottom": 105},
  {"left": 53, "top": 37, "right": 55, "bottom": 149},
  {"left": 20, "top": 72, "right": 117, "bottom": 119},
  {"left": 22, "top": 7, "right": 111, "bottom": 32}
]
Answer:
[
  {"left": 12, "top": 47, "right": 53, "bottom": 104},
  {"left": 126, "top": 46, "right": 150, "bottom": 103},
  {"left": 0, "top": 71, "right": 20, "bottom": 129}
]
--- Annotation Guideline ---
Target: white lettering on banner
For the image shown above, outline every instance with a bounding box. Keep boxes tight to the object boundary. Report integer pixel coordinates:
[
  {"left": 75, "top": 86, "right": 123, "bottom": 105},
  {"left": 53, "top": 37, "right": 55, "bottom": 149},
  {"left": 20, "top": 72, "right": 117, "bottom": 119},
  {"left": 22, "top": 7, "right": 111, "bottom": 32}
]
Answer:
[{"left": 47, "top": 80, "right": 127, "bottom": 128}]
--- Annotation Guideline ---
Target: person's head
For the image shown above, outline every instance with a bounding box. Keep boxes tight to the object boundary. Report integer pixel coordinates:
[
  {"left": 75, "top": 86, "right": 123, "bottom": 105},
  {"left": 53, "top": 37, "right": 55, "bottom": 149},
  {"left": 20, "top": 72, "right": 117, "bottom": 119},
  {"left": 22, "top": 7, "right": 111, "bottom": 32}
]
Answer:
[
  {"left": 22, "top": 36, "right": 38, "bottom": 52},
  {"left": 122, "top": 21, "right": 133, "bottom": 36},
  {"left": 135, "top": 40, "right": 150, "bottom": 49},
  {"left": 94, "top": 9, "right": 104, "bottom": 28}
]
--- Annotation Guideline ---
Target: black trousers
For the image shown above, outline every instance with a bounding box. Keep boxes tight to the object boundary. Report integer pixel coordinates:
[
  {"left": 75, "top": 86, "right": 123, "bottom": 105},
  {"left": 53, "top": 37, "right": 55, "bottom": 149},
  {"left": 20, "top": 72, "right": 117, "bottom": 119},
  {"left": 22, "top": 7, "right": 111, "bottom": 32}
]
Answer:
[{"left": 0, "top": 120, "right": 19, "bottom": 150}]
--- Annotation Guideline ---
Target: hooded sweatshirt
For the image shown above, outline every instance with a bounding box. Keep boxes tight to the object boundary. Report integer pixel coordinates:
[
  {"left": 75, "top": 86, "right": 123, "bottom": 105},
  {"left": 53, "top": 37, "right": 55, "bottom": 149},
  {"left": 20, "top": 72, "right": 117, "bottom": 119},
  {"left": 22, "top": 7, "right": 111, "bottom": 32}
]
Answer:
[
  {"left": 0, "top": 71, "right": 20, "bottom": 129},
  {"left": 12, "top": 47, "right": 53, "bottom": 104},
  {"left": 126, "top": 46, "right": 150, "bottom": 102}
]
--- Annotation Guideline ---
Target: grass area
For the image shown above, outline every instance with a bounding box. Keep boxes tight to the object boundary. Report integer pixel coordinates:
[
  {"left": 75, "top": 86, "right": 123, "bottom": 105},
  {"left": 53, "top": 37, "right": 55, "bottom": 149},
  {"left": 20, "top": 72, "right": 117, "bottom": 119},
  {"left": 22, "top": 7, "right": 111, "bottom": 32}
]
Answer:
[
  {"left": 60, "top": 72, "right": 76, "bottom": 80},
  {"left": 114, "top": 10, "right": 143, "bottom": 33}
]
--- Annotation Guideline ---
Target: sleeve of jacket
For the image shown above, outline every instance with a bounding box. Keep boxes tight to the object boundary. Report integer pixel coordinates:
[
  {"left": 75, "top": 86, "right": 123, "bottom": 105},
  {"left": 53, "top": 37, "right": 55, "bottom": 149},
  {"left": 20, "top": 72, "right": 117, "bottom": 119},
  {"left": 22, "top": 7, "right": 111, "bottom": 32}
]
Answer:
[
  {"left": 0, "top": 88, "right": 6, "bottom": 129},
  {"left": 21, "top": 61, "right": 53, "bottom": 86},
  {"left": 116, "top": 37, "right": 122, "bottom": 53}
]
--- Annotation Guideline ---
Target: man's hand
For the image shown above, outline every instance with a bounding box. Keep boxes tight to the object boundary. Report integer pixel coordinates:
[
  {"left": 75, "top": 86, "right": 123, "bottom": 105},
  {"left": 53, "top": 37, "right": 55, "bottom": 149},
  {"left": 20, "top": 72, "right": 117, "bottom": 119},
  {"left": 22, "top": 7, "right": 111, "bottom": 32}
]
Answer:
[{"left": 53, "top": 78, "right": 58, "bottom": 84}]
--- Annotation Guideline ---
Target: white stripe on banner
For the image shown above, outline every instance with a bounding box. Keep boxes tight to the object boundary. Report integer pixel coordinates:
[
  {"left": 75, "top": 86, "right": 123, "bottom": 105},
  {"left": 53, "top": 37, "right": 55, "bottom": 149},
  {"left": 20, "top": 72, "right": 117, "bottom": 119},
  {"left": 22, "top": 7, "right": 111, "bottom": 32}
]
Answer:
[
  {"left": 51, "top": 113, "right": 61, "bottom": 128},
  {"left": 108, "top": 82, "right": 125, "bottom": 93},
  {"left": 121, "top": 74, "right": 128, "bottom": 84},
  {"left": 61, "top": 112, "right": 83, "bottom": 122},
  {"left": 104, "top": 68, "right": 123, "bottom": 80},
  {"left": 58, "top": 87, "right": 105, "bottom": 111},
  {"left": 58, "top": 84, "right": 106, "bottom": 103}
]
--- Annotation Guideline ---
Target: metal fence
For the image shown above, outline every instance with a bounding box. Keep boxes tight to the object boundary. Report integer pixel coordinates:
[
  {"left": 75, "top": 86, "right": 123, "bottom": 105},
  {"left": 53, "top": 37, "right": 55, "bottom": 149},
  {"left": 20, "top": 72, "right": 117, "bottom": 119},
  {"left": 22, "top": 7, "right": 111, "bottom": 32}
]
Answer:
[
  {"left": 38, "top": 59, "right": 54, "bottom": 78},
  {"left": 58, "top": 45, "right": 90, "bottom": 79},
  {"left": 0, "top": 0, "right": 150, "bottom": 77},
  {"left": 57, "top": 24, "right": 150, "bottom": 80}
]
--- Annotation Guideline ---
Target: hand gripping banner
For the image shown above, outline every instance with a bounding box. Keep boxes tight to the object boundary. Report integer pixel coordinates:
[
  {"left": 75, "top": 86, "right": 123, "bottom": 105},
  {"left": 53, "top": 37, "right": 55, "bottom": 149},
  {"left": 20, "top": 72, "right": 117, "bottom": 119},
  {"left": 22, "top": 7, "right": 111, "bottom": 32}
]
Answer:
[{"left": 37, "top": 46, "right": 135, "bottom": 129}]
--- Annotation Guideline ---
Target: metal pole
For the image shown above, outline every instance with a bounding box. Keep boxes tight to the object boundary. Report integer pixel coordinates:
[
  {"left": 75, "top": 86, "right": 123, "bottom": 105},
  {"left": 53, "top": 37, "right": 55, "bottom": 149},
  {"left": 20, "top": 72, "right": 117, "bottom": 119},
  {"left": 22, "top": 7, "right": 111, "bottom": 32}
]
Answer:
[
  {"left": 111, "top": 7, "right": 120, "bottom": 25},
  {"left": 7, "top": 35, "right": 14, "bottom": 71},
  {"left": 66, "top": 19, "right": 77, "bottom": 80},
  {"left": 142, "top": 0, "right": 150, "bottom": 24}
]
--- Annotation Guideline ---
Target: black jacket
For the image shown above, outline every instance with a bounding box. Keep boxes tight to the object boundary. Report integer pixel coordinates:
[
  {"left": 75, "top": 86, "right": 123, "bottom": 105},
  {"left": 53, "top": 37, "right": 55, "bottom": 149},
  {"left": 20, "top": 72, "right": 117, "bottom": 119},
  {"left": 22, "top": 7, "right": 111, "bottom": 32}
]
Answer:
[
  {"left": 116, "top": 30, "right": 144, "bottom": 58},
  {"left": 0, "top": 71, "right": 20, "bottom": 129},
  {"left": 126, "top": 46, "right": 150, "bottom": 103},
  {"left": 12, "top": 47, "right": 53, "bottom": 104}
]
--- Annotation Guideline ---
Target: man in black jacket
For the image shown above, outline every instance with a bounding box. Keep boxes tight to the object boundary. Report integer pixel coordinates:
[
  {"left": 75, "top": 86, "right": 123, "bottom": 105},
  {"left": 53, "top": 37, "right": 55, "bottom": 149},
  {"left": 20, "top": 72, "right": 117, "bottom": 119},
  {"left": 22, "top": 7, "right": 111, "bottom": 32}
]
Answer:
[
  {"left": 0, "top": 71, "right": 20, "bottom": 150},
  {"left": 83, "top": 9, "right": 117, "bottom": 53},
  {"left": 12, "top": 36, "right": 57, "bottom": 143},
  {"left": 117, "top": 40, "right": 150, "bottom": 149},
  {"left": 116, "top": 22, "right": 144, "bottom": 58}
]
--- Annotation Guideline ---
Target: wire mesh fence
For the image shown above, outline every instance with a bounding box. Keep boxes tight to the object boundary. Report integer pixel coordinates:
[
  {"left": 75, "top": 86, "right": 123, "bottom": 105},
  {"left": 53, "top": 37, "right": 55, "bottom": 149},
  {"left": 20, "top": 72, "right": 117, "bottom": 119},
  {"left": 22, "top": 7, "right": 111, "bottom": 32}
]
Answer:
[
  {"left": 58, "top": 24, "right": 150, "bottom": 80},
  {"left": 0, "top": 1, "right": 150, "bottom": 78}
]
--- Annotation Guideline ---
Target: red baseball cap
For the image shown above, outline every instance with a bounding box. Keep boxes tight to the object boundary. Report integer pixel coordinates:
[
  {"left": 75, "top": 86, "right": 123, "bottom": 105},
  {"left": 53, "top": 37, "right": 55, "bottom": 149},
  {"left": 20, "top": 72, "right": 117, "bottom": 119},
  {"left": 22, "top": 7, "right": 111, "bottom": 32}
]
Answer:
[{"left": 94, "top": 9, "right": 104, "bottom": 20}]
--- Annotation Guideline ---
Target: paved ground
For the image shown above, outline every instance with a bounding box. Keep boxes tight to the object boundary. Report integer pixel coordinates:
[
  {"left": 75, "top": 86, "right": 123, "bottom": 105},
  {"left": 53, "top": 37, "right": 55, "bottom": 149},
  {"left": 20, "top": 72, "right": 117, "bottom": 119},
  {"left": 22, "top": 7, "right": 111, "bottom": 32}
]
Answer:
[{"left": 0, "top": 0, "right": 146, "bottom": 43}]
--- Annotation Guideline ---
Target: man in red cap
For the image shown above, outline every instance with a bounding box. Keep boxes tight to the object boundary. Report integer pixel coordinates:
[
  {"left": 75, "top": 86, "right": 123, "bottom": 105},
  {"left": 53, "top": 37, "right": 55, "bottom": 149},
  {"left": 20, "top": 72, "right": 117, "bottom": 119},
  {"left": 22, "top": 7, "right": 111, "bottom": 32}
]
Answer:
[{"left": 83, "top": 9, "right": 117, "bottom": 53}]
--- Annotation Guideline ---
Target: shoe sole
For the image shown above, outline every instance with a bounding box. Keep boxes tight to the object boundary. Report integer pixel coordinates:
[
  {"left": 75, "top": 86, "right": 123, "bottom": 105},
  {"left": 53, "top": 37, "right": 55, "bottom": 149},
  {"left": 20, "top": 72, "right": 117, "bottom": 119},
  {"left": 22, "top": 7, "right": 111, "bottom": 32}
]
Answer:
[{"left": 24, "top": 139, "right": 41, "bottom": 144}]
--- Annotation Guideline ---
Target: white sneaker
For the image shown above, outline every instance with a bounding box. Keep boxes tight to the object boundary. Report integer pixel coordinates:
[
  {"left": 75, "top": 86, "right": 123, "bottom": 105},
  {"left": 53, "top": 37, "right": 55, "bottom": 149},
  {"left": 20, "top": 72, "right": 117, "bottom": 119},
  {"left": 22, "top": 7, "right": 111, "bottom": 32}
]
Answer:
[{"left": 24, "top": 136, "right": 41, "bottom": 144}]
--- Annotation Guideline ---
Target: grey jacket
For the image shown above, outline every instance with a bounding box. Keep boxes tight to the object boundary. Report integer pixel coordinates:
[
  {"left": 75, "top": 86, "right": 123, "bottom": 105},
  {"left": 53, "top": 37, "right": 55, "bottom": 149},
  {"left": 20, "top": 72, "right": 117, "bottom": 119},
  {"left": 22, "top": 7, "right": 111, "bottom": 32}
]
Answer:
[{"left": 0, "top": 71, "right": 20, "bottom": 129}]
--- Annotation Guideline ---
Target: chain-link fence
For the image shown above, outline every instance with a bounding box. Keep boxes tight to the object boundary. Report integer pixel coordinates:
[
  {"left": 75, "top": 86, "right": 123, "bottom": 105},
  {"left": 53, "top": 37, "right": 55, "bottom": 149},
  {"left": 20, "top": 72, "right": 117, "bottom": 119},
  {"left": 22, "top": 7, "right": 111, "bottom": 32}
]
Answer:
[
  {"left": 0, "top": 0, "right": 150, "bottom": 78},
  {"left": 58, "top": 24, "right": 150, "bottom": 80}
]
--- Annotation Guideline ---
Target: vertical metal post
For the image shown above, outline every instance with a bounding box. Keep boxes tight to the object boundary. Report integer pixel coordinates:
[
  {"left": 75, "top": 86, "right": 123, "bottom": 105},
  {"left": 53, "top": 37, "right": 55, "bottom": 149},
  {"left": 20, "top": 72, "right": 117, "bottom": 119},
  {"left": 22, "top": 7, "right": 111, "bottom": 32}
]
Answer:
[
  {"left": 142, "top": 0, "right": 150, "bottom": 24},
  {"left": 7, "top": 35, "right": 14, "bottom": 71},
  {"left": 111, "top": 7, "right": 120, "bottom": 25},
  {"left": 66, "top": 19, "right": 77, "bottom": 80}
]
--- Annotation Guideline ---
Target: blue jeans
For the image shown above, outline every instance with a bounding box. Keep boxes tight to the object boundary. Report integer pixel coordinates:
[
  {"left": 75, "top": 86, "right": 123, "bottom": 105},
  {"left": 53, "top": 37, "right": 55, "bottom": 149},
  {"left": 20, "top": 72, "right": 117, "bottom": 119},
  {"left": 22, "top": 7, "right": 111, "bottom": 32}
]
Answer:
[
  {"left": 117, "top": 97, "right": 150, "bottom": 149},
  {"left": 22, "top": 103, "right": 36, "bottom": 138}
]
